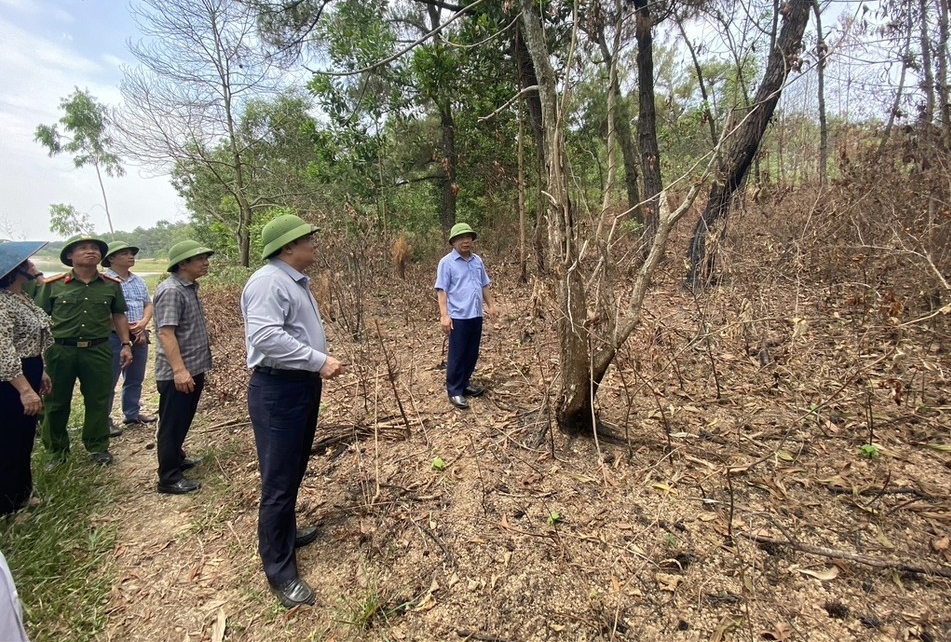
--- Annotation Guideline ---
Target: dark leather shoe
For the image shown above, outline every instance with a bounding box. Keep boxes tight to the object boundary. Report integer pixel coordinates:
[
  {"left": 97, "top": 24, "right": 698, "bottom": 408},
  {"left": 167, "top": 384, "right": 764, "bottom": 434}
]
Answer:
[
  {"left": 124, "top": 413, "right": 157, "bottom": 425},
  {"left": 449, "top": 395, "right": 469, "bottom": 410},
  {"left": 295, "top": 526, "right": 319, "bottom": 548},
  {"left": 91, "top": 451, "right": 114, "bottom": 466},
  {"left": 181, "top": 457, "right": 202, "bottom": 471},
  {"left": 271, "top": 577, "right": 316, "bottom": 608},
  {"left": 157, "top": 479, "right": 201, "bottom": 494},
  {"left": 109, "top": 424, "right": 123, "bottom": 438},
  {"left": 463, "top": 385, "right": 485, "bottom": 397}
]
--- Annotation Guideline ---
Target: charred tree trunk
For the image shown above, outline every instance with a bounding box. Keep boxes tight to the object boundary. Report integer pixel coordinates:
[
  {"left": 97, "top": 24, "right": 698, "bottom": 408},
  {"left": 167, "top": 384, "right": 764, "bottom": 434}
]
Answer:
[
  {"left": 633, "top": 0, "right": 663, "bottom": 250},
  {"left": 687, "top": 0, "right": 811, "bottom": 289}
]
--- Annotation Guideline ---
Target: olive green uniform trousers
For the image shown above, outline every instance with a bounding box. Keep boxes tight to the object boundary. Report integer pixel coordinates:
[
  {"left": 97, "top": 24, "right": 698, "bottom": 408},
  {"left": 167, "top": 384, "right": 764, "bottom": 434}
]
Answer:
[{"left": 41, "top": 342, "right": 112, "bottom": 456}]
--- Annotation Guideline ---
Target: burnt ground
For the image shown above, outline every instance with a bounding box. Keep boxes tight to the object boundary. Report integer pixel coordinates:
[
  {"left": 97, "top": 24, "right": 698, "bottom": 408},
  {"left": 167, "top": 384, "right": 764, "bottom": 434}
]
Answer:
[{"left": 91, "top": 218, "right": 951, "bottom": 642}]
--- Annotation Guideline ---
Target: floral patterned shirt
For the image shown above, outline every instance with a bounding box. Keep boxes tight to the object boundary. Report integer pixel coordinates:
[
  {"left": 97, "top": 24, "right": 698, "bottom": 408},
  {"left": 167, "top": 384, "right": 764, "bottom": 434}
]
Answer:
[{"left": 0, "top": 288, "right": 53, "bottom": 382}]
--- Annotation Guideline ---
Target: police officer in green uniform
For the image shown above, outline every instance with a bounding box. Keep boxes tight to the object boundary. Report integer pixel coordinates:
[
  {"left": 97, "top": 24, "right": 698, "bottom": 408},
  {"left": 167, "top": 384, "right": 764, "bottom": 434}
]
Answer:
[{"left": 37, "top": 235, "right": 134, "bottom": 466}]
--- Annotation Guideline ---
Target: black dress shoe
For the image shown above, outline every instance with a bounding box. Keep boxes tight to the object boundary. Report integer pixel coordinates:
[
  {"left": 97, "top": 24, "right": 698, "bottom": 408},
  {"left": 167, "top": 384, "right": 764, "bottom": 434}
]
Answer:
[
  {"left": 463, "top": 385, "right": 485, "bottom": 397},
  {"left": 181, "top": 457, "right": 202, "bottom": 471},
  {"left": 449, "top": 395, "right": 470, "bottom": 410},
  {"left": 271, "top": 577, "right": 316, "bottom": 608},
  {"left": 91, "top": 451, "right": 114, "bottom": 466},
  {"left": 157, "top": 479, "right": 201, "bottom": 494},
  {"left": 295, "top": 526, "right": 319, "bottom": 548},
  {"left": 109, "top": 424, "right": 123, "bottom": 438},
  {"left": 124, "top": 413, "right": 157, "bottom": 425}
]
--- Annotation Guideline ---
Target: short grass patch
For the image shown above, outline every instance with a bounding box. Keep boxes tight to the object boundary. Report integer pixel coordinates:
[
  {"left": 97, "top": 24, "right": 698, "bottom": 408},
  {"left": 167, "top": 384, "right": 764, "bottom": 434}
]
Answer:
[{"left": 0, "top": 457, "right": 119, "bottom": 642}]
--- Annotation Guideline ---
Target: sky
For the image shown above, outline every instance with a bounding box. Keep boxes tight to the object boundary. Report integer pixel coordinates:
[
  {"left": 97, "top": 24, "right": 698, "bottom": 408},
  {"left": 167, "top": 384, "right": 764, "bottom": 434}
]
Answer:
[{"left": 0, "top": 0, "right": 183, "bottom": 241}]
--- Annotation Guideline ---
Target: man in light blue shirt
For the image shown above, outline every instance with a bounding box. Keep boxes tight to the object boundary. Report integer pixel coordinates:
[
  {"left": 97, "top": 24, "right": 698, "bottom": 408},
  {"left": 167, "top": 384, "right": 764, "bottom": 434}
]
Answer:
[
  {"left": 435, "top": 222, "right": 494, "bottom": 410},
  {"left": 241, "top": 214, "right": 344, "bottom": 609}
]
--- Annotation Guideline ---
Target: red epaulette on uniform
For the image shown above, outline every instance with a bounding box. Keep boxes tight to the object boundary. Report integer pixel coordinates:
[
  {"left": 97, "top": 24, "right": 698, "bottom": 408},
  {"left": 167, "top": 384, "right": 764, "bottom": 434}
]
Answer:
[
  {"left": 100, "top": 272, "right": 121, "bottom": 283},
  {"left": 44, "top": 273, "right": 67, "bottom": 283}
]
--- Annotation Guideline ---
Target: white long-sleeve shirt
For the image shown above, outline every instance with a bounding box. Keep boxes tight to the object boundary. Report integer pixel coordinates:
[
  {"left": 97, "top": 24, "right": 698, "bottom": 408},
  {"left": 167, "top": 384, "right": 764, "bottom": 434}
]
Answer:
[{"left": 241, "top": 260, "right": 328, "bottom": 373}]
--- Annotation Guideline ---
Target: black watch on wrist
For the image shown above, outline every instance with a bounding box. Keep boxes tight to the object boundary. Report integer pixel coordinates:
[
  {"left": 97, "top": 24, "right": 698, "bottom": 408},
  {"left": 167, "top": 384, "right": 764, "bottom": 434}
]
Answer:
[{"left": 121, "top": 341, "right": 133, "bottom": 348}]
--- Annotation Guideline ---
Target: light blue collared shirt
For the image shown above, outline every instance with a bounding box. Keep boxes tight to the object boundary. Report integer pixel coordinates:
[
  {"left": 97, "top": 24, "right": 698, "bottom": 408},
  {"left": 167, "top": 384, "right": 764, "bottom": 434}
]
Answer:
[
  {"left": 434, "top": 249, "right": 491, "bottom": 319},
  {"left": 241, "top": 260, "right": 328, "bottom": 373}
]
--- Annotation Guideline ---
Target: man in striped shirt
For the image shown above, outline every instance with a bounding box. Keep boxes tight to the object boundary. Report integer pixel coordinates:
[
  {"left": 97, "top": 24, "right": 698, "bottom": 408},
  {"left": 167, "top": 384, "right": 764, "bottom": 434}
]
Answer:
[{"left": 103, "top": 242, "right": 155, "bottom": 435}]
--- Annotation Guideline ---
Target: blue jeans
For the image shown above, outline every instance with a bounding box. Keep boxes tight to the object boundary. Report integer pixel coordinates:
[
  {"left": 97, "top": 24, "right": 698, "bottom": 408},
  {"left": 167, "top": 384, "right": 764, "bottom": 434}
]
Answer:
[
  {"left": 248, "top": 370, "right": 322, "bottom": 586},
  {"left": 110, "top": 333, "right": 149, "bottom": 422},
  {"left": 446, "top": 316, "right": 483, "bottom": 397}
]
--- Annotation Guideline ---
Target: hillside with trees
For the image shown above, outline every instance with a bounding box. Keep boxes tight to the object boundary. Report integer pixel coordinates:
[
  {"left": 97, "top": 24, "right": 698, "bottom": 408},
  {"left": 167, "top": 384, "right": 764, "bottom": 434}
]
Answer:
[{"left": 4, "top": 1, "right": 951, "bottom": 640}]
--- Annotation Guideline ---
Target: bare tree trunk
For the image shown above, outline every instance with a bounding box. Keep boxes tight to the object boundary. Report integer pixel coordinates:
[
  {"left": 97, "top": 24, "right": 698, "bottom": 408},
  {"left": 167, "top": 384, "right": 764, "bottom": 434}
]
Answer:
[
  {"left": 875, "top": 13, "right": 913, "bottom": 161},
  {"left": 428, "top": 5, "right": 458, "bottom": 233},
  {"left": 93, "top": 162, "right": 116, "bottom": 234},
  {"left": 634, "top": 0, "right": 664, "bottom": 251},
  {"left": 813, "top": 0, "right": 829, "bottom": 186},
  {"left": 687, "top": 0, "right": 812, "bottom": 289},
  {"left": 513, "top": 23, "right": 547, "bottom": 273},
  {"left": 519, "top": 0, "right": 593, "bottom": 432},
  {"left": 937, "top": 0, "right": 950, "bottom": 143},
  {"left": 438, "top": 101, "right": 458, "bottom": 232},
  {"left": 594, "top": 27, "right": 641, "bottom": 214},
  {"left": 676, "top": 10, "right": 717, "bottom": 145},
  {"left": 920, "top": 0, "right": 936, "bottom": 124},
  {"left": 518, "top": 104, "right": 528, "bottom": 284}
]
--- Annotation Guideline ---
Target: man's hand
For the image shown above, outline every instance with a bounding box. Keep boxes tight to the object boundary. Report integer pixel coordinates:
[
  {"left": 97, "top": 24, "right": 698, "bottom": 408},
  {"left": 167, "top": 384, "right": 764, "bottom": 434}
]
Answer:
[
  {"left": 319, "top": 356, "right": 346, "bottom": 380},
  {"left": 440, "top": 314, "right": 453, "bottom": 335},
  {"left": 173, "top": 368, "right": 195, "bottom": 393},
  {"left": 119, "top": 345, "right": 134, "bottom": 369},
  {"left": 40, "top": 371, "right": 52, "bottom": 395}
]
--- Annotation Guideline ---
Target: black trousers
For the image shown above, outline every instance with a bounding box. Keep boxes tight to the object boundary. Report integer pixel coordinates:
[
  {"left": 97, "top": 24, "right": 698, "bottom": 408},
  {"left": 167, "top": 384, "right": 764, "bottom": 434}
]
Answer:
[
  {"left": 446, "top": 316, "right": 483, "bottom": 397},
  {"left": 156, "top": 373, "right": 205, "bottom": 486},
  {"left": 248, "top": 370, "right": 321, "bottom": 586},
  {"left": 0, "top": 356, "right": 43, "bottom": 514}
]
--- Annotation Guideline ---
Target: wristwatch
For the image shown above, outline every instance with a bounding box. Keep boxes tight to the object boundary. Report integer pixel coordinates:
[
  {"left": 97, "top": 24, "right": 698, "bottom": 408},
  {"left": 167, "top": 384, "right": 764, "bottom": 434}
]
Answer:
[{"left": 121, "top": 341, "right": 133, "bottom": 348}]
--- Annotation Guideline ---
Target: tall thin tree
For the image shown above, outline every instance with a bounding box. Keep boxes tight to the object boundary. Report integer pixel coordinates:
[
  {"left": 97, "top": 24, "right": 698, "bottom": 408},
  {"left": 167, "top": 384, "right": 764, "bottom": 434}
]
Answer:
[{"left": 35, "top": 88, "right": 124, "bottom": 234}]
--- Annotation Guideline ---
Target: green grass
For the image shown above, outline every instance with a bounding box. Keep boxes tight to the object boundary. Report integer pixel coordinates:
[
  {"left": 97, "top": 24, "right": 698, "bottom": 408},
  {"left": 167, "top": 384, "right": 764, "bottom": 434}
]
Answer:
[
  {"left": 1, "top": 392, "right": 121, "bottom": 642},
  {"left": 0, "top": 457, "right": 119, "bottom": 642}
]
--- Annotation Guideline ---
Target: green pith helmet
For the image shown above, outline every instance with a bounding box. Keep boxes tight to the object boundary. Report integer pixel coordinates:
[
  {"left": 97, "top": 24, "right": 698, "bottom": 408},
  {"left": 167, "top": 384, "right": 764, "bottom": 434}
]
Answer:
[
  {"left": 166, "top": 240, "right": 214, "bottom": 272},
  {"left": 448, "top": 222, "right": 477, "bottom": 244},
  {"left": 60, "top": 234, "right": 109, "bottom": 266},
  {"left": 261, "top": 214, "right": 318, "bottom": 260},
  {"left": 101, "top": 241, "right": 140, "bottom": 267}
]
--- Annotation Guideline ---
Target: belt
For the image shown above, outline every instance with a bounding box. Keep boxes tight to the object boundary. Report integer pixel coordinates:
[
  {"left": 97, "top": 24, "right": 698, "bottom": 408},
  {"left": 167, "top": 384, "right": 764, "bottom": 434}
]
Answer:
[
  {"left": 54, "top": 337, "right": 110, "bottom": 348},
  {"left": 253, "top": 366, "right": 321, "bottom": 381}
]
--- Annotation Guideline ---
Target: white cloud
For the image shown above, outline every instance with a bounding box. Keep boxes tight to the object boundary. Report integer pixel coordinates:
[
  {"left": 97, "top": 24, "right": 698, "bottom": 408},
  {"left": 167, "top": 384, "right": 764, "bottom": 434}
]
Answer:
[{"left": 0, "top": 3, "right": 182, "bottom": 240}]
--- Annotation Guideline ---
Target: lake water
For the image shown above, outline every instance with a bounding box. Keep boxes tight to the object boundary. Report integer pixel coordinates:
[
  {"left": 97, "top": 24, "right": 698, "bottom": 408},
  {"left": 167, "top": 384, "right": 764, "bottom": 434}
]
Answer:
[{"left": 33, "top": 260, "right": 161, "bottom": 279}]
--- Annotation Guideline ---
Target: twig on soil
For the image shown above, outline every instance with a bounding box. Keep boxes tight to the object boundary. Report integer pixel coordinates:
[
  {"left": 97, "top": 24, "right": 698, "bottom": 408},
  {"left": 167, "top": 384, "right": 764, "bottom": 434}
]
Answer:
[
  {"left": 200, "top": 418, "right": 251, "bottom": 432},
  {"left": 748, "top": 516, "right": 951, "bottom": 580},
  {"left": 374, "top": 320, "right": 412, "bottom": 432},
  {"left": 468, "top": 436, "right": 490, "bottom": 517},
  {"left": 456, "top": 630, "right": 513, "bottom": 642}
]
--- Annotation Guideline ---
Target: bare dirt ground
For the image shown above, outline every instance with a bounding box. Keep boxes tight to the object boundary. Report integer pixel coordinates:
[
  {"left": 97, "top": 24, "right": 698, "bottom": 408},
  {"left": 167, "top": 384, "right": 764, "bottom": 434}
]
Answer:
[{"left": 97, "top": 221, "right": 951, "bottom": 642}]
